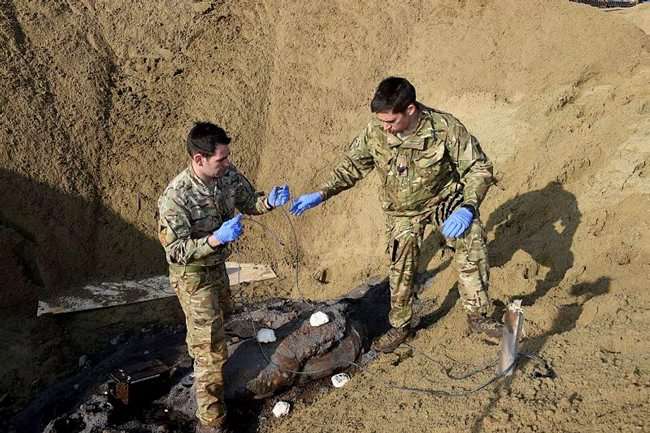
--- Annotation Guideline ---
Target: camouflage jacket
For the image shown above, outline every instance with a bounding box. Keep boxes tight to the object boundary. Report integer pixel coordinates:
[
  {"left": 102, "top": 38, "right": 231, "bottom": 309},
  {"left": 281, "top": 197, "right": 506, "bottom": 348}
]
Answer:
[
  {"left": 319, "top": 104, "right": 493, "bottom": 217},
  {"left": 157, "top": 165, "right": 271, "bottom": 266}
]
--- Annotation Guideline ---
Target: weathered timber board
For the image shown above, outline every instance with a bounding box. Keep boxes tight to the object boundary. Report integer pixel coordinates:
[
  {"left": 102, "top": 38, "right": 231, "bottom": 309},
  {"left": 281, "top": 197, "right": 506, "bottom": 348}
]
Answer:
[{"left": 37, "top": 262, "right": 276, "bottom": 316}]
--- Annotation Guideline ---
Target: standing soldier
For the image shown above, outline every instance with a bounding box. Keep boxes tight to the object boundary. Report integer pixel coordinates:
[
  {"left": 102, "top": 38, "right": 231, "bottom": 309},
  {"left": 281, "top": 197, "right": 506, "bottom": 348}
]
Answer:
[
  {"left": 291, "top": 77, "right": 500, "bottom": 353},
  {"left": 158, "top": 122, "right": 289, "bottom": 433}
]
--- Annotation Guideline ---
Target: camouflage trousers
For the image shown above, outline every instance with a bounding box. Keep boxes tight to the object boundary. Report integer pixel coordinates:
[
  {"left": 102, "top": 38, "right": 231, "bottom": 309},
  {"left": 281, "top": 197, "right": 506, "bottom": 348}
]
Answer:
[
  {"left": 169, "top": 263, "right": 232, "bottom": 427},
  {"left": 387, "top": 213, "right": 491, "bottom": 328}
]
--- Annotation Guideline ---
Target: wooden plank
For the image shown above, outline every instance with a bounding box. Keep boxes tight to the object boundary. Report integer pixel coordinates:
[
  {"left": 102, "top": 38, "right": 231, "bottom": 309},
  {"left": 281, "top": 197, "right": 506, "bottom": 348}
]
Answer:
[
  {"left": 37, "top": 263, "right": 276, "bottom": 316},
  {"left": 225, "top": 262, "right": 278, "bottom": 284}
]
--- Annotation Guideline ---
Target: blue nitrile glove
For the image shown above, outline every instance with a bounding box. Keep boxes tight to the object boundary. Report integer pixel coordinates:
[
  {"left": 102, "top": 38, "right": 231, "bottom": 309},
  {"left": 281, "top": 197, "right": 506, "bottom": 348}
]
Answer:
[
  {"left": 290, "top": 192, "right": 323, "bottom": 216},
  {"left": 441, "top": 207, "right": 474, "bottom": 238},
  {"left": 213, "top": 214, "right": 243, "bottom": 244},
  {"left": 267, "top": 184, "right": 290, "bottom": 208}
]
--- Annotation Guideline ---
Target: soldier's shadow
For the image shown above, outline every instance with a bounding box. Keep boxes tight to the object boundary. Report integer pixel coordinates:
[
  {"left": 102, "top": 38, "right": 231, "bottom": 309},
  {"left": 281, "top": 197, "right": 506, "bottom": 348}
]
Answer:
[
  {"left": 486, "top": 181, "right": 581, "bottom": 306},
  {"left": 413, "top": 181, "right": 582, "bottom": 330},
  {"left": 401, "top": 182, "right": 611, "bottom": 433},
  {"left": 467, "top": 182, "right": 612, "bottom": 433}
]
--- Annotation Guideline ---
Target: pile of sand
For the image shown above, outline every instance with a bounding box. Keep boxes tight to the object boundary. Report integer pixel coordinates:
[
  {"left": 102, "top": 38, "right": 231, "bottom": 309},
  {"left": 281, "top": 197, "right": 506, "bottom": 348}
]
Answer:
[{"left": 1, "top": 0, "right": 648, "bottom": 431}]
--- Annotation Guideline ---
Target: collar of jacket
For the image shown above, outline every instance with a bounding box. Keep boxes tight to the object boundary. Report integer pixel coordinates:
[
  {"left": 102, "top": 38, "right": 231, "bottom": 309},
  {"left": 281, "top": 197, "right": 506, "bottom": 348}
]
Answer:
[
  {"left": 187, "top": 164, "right": 215, "bottom": 195},
  {"left": 385, "top": 108, "right": 436, "bottom": 150}
]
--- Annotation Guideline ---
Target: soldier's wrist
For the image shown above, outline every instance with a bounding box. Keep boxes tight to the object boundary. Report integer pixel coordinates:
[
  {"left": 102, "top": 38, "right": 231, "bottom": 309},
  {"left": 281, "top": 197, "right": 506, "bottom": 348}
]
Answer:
[
  {"left": 461, "top": 204, "right": 478, "bottom": 218},
  {"left": 317, "top": 190, "right": 328, "bottom": 202},
  {"left": 208, "top": 235, "right": 221, "bottom": 249}
]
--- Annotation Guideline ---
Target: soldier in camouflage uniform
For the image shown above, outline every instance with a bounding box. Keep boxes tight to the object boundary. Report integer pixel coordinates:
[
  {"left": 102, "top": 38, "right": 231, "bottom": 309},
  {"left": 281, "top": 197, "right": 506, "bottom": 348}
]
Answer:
[
  {"left": 291, "top": 77, "right": 500, "bottom": 353},
  {"left": 158, "top": 122, "right": 289, "bottom": 433}
]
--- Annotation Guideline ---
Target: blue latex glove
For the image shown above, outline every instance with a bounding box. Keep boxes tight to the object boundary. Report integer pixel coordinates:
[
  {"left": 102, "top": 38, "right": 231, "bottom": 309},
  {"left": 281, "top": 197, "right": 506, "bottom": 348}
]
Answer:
[
  {"left": 213, "top": 214, "right": 243, "bottom": 244},
  {"left": 441, "top": 207, "right": 474, "bottom": 238},
  {"left": 290, "top": 192, "right": 323, "bottom": 216},
  {"left": 267, "top": 184, "right": 290, "bottom": 208}
]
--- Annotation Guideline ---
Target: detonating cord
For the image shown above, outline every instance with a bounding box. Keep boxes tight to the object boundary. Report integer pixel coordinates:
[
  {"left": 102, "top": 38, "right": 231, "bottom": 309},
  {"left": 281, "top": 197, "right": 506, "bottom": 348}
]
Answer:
[
  {"left": 404, "top": 342, "right": 497, "bottom": 380},
  {"left": 391, "top": 356, "right": 517, "bottom": 397},
  {"left": 239, "top": 207, "right": 306, "bottom": 301},
  {"left": 389, "top": 351, "right": 552, "bottom": 397}
]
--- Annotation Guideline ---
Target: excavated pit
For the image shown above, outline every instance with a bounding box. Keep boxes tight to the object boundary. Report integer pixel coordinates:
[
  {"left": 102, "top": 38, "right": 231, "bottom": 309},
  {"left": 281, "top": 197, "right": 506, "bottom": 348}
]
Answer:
[
  {"left": 2, "top": 1, "right": 650, "bottom": 433},
  {"left": 11, "top": 280, "right": 396, "bottom": 433}
]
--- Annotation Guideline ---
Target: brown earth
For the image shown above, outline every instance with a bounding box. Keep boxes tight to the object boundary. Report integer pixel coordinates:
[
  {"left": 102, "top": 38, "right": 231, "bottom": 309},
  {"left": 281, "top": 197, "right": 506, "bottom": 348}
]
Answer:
[{"left": 1, "top": 0, "right": 649, "bottom": 432}]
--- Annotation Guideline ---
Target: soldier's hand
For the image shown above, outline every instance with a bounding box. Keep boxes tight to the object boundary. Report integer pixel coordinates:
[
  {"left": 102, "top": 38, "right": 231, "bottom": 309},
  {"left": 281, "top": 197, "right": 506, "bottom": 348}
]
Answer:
[
  {"left": 213, "top": 214, "right": 244, "bottom": 244},
  {"left": 290, "top": 192, "right": 323, "bottom": 216},
  {"left": 267, "top": 184, "right": 290, "bottom": 208},
  {"left": 441, "top": 207, "right": 474, "bottom": 238}
]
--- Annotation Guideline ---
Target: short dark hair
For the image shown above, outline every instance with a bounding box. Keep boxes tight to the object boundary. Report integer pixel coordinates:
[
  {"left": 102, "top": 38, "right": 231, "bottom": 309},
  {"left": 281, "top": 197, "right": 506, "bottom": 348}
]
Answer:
[
  {"left": 186, "top": 121, "right": 231, "bottom": 157},
  {"left": 370, "top": 77, "right": 416, "bottom": 114}
]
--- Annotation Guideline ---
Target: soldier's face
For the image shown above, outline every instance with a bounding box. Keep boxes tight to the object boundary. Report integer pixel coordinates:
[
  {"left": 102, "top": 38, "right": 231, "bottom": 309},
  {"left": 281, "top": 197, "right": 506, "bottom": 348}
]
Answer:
[
  {"left": 376, "top": 105, "right": 417, "bottom": 135},
  {"left": 195, "top": 144, "right": 231, "bottom": 179}
]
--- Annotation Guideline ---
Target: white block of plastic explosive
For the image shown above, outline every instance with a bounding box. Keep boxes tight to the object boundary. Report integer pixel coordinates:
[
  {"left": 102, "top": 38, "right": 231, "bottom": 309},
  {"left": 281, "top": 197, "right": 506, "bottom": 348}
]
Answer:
[
  {"left": 256, "top": 328, "right": 277, "bottom": 343},
  {"left": 309, "top": 311, "right": 329, "bottom": 327},
  {"left": 331, "top": 372, "right": 350, "bottom": 388},
  {"left": 272, "top": 401, "right": 291, "bottom": 417}
]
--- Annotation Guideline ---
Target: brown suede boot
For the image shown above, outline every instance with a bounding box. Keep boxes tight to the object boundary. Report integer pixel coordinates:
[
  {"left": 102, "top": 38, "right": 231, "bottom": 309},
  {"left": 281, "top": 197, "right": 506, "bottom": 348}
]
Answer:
[
  {"left": 372, "top": 326, "right": 410, "bottom": 353},
  {"left": 467, "top": 313, "right": 503, "bottom": 340}
]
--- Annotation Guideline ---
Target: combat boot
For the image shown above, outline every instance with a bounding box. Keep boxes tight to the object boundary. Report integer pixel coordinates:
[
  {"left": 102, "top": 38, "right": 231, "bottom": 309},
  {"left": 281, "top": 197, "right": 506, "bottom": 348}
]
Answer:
[
  {"left": 372, "top": 326, "right": 410, "bottom": 353},
  {"left": 467, "top": 313, "right": 503, "bottom": 340},
  {"left": 195, "top": 423, "right": 231, "bottom": 433}
]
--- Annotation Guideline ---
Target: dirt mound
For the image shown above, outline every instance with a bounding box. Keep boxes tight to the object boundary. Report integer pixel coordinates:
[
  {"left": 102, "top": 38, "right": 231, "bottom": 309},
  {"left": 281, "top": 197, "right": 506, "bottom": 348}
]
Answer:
[{"left": 1, "top": 0, "right": 649, "bottom": 431}]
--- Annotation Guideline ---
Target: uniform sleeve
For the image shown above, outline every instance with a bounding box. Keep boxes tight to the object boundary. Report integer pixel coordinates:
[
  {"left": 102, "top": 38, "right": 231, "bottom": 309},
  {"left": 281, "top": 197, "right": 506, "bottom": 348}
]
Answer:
[
  {"left": 233, "top": 172, "right": 273, "bottom": 216},
  {"left": 158, "top": 189, "right": 215, "bottom": 264},
  {"left": 318, "top": 126, "right": 375, "bottom": 200},
  {"left": 445, "top": 118, "right": 494, "bottom": 210}
]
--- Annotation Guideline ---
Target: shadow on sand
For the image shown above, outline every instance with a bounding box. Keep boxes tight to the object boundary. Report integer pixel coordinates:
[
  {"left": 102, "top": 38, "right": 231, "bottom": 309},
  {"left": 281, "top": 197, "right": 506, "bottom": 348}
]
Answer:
[
  {"left": 0, "top": 168, "right": 173, "bottom": 431},
  {"left": 469, "top": 182, "right": 610, "bottom": 432}
]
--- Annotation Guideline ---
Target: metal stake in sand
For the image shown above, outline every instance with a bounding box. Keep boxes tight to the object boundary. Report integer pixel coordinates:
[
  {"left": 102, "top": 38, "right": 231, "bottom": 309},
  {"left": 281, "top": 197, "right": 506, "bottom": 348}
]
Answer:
[{"left": 497, "top": 300, "right": 524, "bottom": 376}]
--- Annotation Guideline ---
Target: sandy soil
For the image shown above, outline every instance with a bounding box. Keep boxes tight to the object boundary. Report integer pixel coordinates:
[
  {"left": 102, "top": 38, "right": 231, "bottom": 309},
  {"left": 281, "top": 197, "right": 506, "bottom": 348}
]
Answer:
[{"left": 1, "top": 0, "right": 649, "bottom": 431}]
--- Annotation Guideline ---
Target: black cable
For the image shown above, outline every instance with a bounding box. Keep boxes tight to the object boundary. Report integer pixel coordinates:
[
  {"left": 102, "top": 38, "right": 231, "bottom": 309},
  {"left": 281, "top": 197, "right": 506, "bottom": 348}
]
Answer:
[
  {"left": 391, "top": 355, "right": 515, "bottom": 397},
  {"left": 391, "top": 351, "right": 553, "bottom": 397},
  {"left": 403, "top": 342, "right": 497, "bottom": 380},
  {"left": 392, "top": 366, "right": 511, "bottom": 397}
]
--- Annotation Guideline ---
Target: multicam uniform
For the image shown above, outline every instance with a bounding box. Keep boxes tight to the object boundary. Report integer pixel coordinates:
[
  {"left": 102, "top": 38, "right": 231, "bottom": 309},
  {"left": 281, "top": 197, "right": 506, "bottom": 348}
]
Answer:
[
  {"left": 319, "top": 104, "right": 494, "bottom": 329},
  {"left": 158, "top": 165, "right": 272, "bottom": 427}
]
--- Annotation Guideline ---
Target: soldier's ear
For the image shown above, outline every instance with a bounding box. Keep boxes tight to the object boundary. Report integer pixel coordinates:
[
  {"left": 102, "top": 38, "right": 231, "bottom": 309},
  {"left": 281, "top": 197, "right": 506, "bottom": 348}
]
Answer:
[
  {"left": 406, "top": 104, "right": 417, "bottom": 116},
  {"left": 192, "top": 152, "right": 204, "bottom": 166}
]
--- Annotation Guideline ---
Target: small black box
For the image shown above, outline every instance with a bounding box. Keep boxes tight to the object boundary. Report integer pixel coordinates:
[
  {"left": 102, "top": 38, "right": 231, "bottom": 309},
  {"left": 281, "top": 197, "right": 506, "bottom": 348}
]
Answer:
[{"left": 109, "top": 359, "right": 170, "bottom": 406}]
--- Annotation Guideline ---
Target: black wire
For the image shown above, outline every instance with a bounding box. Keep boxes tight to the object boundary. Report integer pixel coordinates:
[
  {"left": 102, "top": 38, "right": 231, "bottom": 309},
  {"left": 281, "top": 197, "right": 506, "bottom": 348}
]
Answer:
[
  {"left": 241, "top": 209, "right": 311, "bottom": 302},
  {"left": 391, "top": 351, "right": 553, "bottom": 397},
  {"left": 445, "top": 359, "right": 497, "bottom": 381},
  {"left": 280, "top": 208, "right": 299, "bottom": 296},
  {"left": 403, "top": 342, "right": 497, "bottom": 380},
  {"left": 242, "top": 216, "right": 287, "bottom": 247},
  {"left": 391, "top": 355, "right": 518, "bottom": 397}
]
